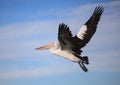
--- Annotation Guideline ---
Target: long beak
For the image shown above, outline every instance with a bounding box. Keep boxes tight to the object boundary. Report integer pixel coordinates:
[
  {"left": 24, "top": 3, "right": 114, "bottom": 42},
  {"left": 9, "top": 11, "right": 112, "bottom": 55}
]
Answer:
[{"left": 35, "top": 43, "right": 54, "bottom": 50}]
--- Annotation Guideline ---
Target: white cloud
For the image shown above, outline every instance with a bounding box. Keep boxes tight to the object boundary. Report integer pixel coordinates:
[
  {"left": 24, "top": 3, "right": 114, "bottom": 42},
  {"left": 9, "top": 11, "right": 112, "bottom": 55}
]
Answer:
[
  {"left": 0, "top": 20, "right": 58, "bottom": 40},
  {"left": 0, "top": 64, "right": 78, "bottom": 79}
]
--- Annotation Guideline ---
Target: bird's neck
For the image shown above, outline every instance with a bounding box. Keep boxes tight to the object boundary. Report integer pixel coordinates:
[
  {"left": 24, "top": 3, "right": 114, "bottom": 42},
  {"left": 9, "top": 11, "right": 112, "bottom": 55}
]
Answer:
[{"left": 50, "top": 47, "right": 59, "bottom": 54}]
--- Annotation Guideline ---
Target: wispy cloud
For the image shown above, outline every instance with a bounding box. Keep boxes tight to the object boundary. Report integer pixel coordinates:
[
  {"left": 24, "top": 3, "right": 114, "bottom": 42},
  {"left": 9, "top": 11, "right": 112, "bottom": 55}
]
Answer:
[
  {"left": 0, "top": 64, "right": 78, "bottom": 79},
  {"left": 0, "top": 20, "right": 58, "bottom": 40}
]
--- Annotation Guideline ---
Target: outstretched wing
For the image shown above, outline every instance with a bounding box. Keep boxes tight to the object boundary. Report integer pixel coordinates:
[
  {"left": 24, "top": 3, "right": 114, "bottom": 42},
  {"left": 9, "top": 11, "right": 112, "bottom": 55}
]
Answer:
[
  {"left": 58, "top": 6, "right": 104, "bottom": 54},
  {"left": 58, "top": 23, "right": 82, "bottom": 55},
  {"left": 76, "top": 6, "right": 104, "bottom": 48}
]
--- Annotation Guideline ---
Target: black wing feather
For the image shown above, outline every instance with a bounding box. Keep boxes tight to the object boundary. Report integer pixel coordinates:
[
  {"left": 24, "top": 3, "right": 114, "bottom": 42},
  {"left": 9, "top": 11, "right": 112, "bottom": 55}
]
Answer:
[
  {"left": 58, "top": 23, "right": 72, "bottom": 37},
  {"left": 58, "top": 23, "right": 81, "bottom": 55},
  {"left": 78, "top": 6, "right": 104, "bottom": 48}
]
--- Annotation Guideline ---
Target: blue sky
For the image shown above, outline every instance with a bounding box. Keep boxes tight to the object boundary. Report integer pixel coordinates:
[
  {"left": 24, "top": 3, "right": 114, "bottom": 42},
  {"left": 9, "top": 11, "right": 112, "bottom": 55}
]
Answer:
[{"left": 0, "top": 0, "right": 120, "bottom": 85}]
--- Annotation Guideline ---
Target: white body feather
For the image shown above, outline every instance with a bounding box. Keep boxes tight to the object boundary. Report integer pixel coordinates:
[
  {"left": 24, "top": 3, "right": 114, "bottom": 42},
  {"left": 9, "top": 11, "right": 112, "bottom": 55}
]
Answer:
[{"left": 50, "top": 48, "right": 81, "bottom": 62}]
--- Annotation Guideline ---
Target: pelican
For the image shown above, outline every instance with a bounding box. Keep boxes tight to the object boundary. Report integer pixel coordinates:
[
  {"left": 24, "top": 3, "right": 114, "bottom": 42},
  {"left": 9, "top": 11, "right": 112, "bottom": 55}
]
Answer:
[{"left": 35, "top": 6, "right": 104, "bottom": 72}]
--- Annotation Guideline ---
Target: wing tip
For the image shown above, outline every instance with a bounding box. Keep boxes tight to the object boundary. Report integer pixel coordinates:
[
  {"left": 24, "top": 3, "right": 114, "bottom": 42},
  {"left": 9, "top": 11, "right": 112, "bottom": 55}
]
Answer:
[
  {"left": 58, "top": 23, "right": 73, "bottom": 36},
  {"left": 94, "top": 5, "right": 104, "bottom": 15}
]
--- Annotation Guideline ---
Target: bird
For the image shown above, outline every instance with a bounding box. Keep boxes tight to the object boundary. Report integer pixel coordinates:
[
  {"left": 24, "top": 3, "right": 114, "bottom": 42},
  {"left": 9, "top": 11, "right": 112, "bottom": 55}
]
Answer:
[{"left": 35, "top": 6, "right": 104, "bottom": 72}]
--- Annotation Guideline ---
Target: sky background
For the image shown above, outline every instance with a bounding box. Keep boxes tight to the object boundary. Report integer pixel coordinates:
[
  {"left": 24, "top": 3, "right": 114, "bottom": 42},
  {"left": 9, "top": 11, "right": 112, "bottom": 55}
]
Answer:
[{"left": 0, "top": 0, "right": 120, "bottom": 85}]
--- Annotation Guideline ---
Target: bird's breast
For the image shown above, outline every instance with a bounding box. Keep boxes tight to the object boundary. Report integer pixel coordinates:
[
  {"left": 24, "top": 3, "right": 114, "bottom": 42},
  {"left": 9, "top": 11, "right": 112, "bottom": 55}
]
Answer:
[{"left": 50, "top": 49, "right": 81, "bottom": 62}]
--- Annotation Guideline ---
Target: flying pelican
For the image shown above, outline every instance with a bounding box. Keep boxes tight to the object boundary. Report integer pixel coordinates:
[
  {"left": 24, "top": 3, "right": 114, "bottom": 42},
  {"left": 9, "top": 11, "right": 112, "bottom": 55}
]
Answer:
[{"left": 35, "top": 6, "right": 104, "bottom": 72}]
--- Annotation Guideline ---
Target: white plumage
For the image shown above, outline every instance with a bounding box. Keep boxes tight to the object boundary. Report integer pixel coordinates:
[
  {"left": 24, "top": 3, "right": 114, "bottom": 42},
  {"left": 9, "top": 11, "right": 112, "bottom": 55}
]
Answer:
[{"left": 50, "top": 42, "right": 81, "bottom": 62}]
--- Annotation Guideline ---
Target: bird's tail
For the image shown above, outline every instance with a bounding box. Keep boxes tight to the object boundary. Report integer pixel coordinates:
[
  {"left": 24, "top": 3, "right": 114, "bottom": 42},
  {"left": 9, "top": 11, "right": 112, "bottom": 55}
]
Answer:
[
  {"left": 74, "top": 54, "right": 89, "bottom": 72},
  {"left": 82, "top": 56, "right": 89, "bottom": 64}
]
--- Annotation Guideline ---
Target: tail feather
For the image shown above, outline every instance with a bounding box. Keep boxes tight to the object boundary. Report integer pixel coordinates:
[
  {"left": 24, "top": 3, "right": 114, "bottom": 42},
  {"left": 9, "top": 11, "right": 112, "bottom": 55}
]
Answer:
[
  {"left": 82, "top": 56, "right": 89, "bottom": 64},
  {"left": 73, "top": 54, "right": 89, "bottom": 64}
]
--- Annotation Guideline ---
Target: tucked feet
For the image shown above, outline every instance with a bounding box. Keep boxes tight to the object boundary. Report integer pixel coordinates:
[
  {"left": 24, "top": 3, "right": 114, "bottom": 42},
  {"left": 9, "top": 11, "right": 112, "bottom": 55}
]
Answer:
[{"left": 82, "top": 56, "right": 89, "bottom": 64}]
